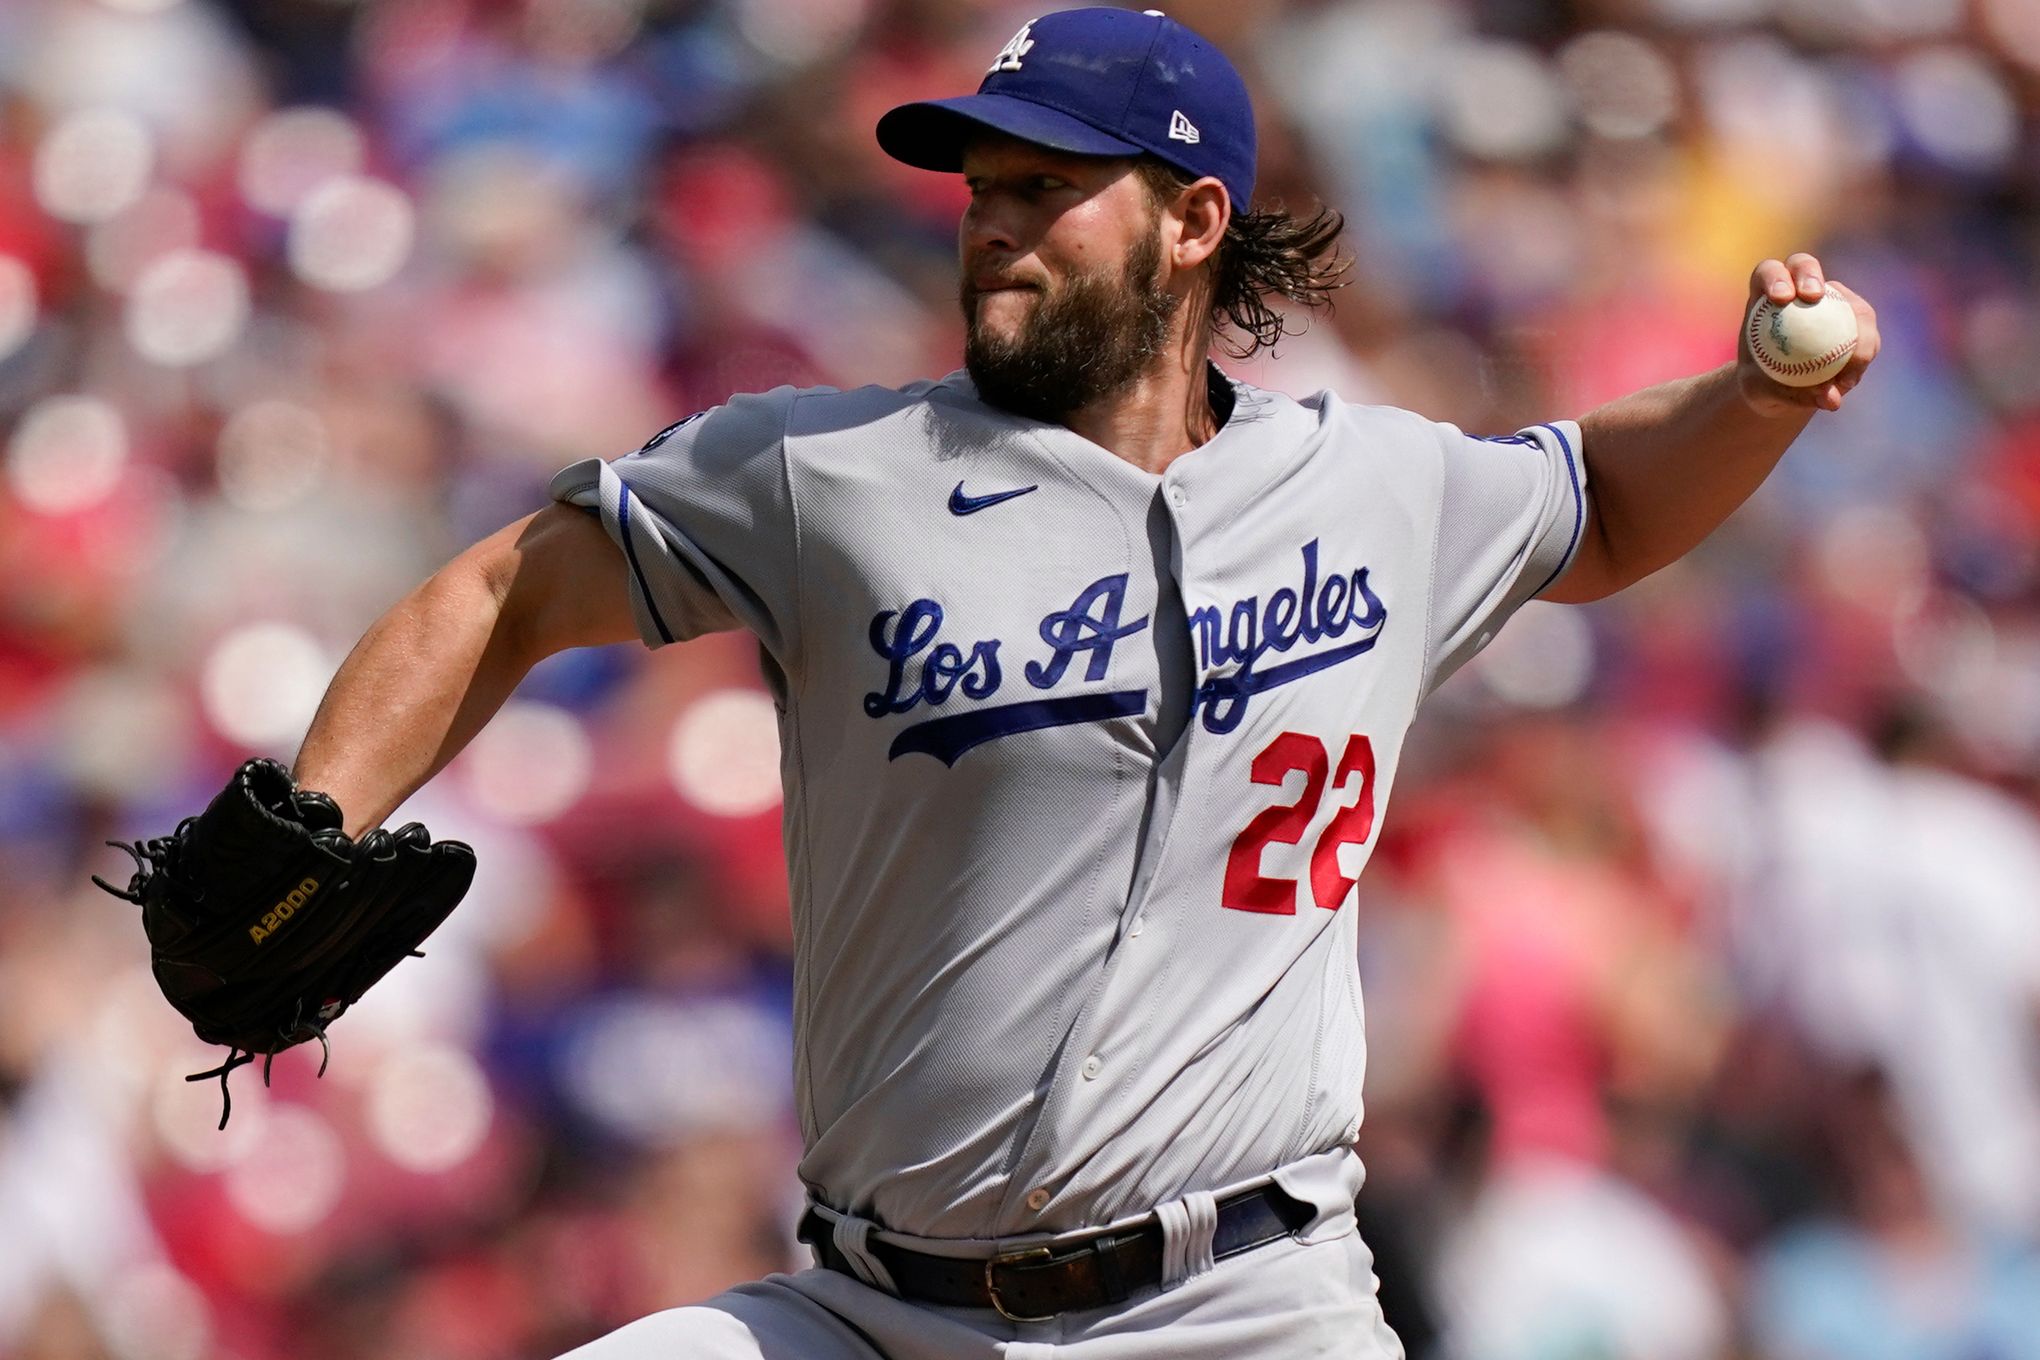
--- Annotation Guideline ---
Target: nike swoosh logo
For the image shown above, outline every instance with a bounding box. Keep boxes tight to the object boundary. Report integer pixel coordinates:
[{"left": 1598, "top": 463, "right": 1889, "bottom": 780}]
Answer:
[{"left": 949, "top": 481, "right": 1038, "bottom": 516}]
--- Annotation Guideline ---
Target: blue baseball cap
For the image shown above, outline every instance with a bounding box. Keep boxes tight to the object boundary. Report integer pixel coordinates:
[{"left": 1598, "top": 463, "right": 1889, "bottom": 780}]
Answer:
[{"left": 877, "top": 8, "right": 1256, "bottom": 211}]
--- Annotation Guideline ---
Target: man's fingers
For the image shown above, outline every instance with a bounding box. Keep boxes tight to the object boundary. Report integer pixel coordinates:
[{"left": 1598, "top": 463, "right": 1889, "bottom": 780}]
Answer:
[
  {"left": 1751, "top": 253, "right": 1832, "bottom": 304},
  {"left": 1787, "top": 251, "right": 1826, "bottom": 301},
  {"left": 1752, "top": 258, "right": 1795, "bottom": 303},
  {"left": 1826, "top": 279, "right": 1881, "bottom": 367}
]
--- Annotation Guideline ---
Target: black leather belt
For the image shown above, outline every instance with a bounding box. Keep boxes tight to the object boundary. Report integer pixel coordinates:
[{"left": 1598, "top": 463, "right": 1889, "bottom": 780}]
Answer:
[{"left": 798, "top": 1184, "right": 1316, "bottom": 1322}]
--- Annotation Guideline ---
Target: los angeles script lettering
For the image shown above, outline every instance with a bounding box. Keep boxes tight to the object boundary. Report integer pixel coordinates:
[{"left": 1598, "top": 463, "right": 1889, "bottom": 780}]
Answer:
[
  {"left": 1187, "top": 540, "right": 1386, "bottom": 734},
  {"left": 864, "top": 574, "right": 1148, "bottom": 718},
  {"left": 863, "top": 541, "right": 1387, "bottom": 744}
]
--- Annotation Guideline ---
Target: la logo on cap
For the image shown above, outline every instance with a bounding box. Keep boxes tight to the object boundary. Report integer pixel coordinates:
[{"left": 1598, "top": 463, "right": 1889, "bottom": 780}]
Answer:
[{"left": 989, "top": 21, "right": 1034, "bottom": 73}]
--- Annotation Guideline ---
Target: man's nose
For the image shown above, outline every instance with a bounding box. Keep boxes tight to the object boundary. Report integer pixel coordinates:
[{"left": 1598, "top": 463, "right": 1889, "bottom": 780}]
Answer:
[{"left": 961, "top": 198, "right": 1019, "bottom": 256}]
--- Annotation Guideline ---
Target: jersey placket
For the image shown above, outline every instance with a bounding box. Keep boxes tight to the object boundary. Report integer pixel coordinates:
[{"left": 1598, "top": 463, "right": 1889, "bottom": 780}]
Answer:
[{"left": 994, "top": 398, "right": 1300, "bottom": 1228}]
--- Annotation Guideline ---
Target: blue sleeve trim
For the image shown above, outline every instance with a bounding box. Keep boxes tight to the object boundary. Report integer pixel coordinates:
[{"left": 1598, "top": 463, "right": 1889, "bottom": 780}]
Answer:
[
  {"left": 616, "top": 479, "right": 677, "bottom": 646},
  {"left": 1530, "top": 422, "right": 1586, "bottom": 599}
]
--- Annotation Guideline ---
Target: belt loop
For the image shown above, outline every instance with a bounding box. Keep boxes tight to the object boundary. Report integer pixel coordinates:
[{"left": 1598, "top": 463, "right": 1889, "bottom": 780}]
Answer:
[
  {"left": 830, "top": 1212, "right": 900, "bottom": 1296},
  {"left": 1092, "top": 1232, "right": 1127, "bottom": 1304},
  {"left": 1154, "top": 1190, "right": 1218, "bottom": 1289}
]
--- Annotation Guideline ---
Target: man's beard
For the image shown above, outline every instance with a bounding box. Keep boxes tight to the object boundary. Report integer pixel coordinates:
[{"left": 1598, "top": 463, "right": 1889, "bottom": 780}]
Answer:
[{"left": 962, "top": 232, "right": 1180, "bottom": 424}]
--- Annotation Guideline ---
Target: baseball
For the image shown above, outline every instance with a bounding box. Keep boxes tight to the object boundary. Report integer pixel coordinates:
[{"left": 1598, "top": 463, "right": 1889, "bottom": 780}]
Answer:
[{"left": 1746, "top": 285, "right": 1859, "bottom": 387}]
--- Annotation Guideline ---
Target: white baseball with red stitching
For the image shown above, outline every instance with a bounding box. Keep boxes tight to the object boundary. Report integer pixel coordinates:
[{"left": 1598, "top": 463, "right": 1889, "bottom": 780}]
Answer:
[{"left": 1747, "top": 285, "right": 1859, "bottom": 387}]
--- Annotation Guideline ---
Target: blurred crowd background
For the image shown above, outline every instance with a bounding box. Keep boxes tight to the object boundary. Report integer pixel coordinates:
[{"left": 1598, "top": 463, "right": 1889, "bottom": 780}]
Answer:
[{"left": 2, "top": 0, "right": 2039, "bottom": 1356}]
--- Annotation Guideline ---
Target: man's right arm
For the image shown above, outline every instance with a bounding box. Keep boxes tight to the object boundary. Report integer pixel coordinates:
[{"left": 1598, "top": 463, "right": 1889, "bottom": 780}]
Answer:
[{"left": 293, "top": 504, "right": 637, "bottom": 835}]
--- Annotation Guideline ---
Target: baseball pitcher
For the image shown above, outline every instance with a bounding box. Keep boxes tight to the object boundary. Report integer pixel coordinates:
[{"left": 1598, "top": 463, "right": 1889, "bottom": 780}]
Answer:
[{"left": 104, "top": 9, "right": 1879, "bottom": 1357}]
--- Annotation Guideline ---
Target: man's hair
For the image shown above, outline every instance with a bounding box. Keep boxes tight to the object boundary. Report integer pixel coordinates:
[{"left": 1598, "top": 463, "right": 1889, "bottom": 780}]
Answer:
[{"left": 1136, "top": 159, "right": 1349, "bottom": 360}]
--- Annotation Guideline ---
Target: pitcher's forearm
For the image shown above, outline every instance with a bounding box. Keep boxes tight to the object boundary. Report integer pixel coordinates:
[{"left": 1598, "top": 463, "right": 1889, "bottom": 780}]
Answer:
[
  {"left": 1560, "top": 364, "right": 1813, "bottom": 600},
  {"left": 1590, "top": 362, "right": 1812, "bottom": 558},
  {"left": 294, "top": 534, "right": 537, "bottom": 836},
  {"left": 1550, "top": 259, "right": 1881, "bottom": 604}
]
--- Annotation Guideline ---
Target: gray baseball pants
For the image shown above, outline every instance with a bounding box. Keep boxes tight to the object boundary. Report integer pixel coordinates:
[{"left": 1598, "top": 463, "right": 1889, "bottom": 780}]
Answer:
[{"left": 557, "top": 1221, "right": 1405, "bottom": 1359}]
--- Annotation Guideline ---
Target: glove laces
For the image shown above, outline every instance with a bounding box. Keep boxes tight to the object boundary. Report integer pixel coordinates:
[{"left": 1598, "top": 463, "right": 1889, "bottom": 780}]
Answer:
[
  {"left": 181, "top": 1000, "right": 337, "bottom": 1130},
  {"left": 90, "top": 818, "right": 202, "bottom": 905}
]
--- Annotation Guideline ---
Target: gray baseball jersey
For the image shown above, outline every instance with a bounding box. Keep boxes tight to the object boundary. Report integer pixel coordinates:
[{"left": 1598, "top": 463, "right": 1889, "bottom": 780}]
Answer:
[{"left": 550, "top": 367, "right": 1585, "bottom": 1242}]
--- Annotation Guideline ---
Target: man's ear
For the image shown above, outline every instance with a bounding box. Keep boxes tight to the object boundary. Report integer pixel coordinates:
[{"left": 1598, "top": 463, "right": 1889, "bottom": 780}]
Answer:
[{"left": 1170, "top": 177, "right": 1229, "bottom": 272}]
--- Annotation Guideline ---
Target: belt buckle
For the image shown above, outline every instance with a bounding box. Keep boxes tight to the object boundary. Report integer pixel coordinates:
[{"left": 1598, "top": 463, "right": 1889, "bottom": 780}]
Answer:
[{"left": 984, "top": 1245, "right": 1056, "bottom": 1323}]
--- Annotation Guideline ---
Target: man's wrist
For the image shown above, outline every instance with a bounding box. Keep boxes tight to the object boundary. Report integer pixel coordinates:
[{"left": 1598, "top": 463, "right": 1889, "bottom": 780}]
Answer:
[{"left": 1732, "top": 361, "right": 1821, "bottom": 424}]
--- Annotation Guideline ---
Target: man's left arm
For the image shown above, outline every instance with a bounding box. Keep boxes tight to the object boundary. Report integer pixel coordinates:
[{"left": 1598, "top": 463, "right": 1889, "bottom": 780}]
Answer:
[{"left": 1541, "top": 252, "right": 1881, "bottom": 605}]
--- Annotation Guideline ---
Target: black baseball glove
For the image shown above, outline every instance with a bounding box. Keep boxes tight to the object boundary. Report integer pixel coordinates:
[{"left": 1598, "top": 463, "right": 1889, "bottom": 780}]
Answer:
[{"left": 92, "top": 758, "right": 476, "bottom": 1126}]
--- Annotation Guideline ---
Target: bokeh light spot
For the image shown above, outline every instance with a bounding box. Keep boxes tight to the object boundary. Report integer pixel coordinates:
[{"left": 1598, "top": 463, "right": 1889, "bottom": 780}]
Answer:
[
  {"left": 366, "top": 1044, "right": 494, "bottom": 1174},
  {"left": 238, "top": 106, "right": 366, "bottom": 216},
  {"left": 461, "top": 701, "right": 592, "bottom": 824},
  {"left": 1437, "top": 40, "right": 1570, "bottom": 161},
  {"left": 223, "top": 1105, "right": 345, "bottom": 1235},
  {"left": 1558, "top": 31, "right": 1678, "bottom": 140},
  {"left": 125, "top": 249, "right": 250, "bottom": 367},
  {"left": 288, "top": 175, "right": 415, "bottom": 292},
  {"left": 6, "top": 394, "right": 128, "bottom": 515},
  {"left": 33, "top": 107, "right": 153, "bottom": 224},
  {"left": 668, "top": 689, "right": 782, "bottom": 818},
  {"left": 200, "top": 622, "right": 331, "bottom": 748}
]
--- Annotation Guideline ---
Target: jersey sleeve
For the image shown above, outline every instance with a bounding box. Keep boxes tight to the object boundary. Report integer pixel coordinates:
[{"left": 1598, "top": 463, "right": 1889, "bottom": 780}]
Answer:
[
  {"left": 1423, "top": 418, "right": 1588, "bottom": 695},
  {"left": 548, "top": 386, "right": 800, "bottom": 659}
]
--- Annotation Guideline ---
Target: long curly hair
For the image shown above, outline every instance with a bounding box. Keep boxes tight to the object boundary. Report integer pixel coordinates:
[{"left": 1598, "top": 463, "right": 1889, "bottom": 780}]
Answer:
[{"left": 1136, "top": 159, "right": 1350, "bottom": 360}]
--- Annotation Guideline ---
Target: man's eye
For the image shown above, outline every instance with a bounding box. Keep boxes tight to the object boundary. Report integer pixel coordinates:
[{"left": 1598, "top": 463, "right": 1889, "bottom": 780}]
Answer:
[{"left": 1032, "top": 177, "right": 1065, "bottom": 193}]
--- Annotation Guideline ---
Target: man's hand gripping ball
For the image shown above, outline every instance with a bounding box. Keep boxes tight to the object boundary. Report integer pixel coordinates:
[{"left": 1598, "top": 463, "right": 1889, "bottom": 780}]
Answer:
[{"left": 1739, "top": 252, "right": 1881, "bottom": 417}]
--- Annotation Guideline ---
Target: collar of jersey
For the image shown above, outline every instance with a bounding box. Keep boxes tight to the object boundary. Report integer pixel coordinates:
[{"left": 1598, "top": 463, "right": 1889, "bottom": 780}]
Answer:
[{"left": 939, "top": 361, "right": 1246, "bottom": 433}]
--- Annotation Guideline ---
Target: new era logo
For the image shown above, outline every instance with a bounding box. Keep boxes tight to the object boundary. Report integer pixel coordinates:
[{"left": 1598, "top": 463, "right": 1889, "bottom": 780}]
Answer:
[
  {"left": 989, "top": 21, "right": 1034, "bottom": 73},
  {"left": 1169, "top": 110, "right": 1200, "bottom": 144}
]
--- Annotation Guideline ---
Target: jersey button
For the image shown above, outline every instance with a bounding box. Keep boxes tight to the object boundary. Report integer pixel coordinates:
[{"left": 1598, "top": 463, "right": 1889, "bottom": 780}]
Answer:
[
  {"left": 1166, "top": 486, "right": 1188, "bottom": 509},
  {"left": 1026, "top": 1187, "right": 1051, "bottom": 1211},
  {"left": 1081, "top": 1055, "right": 1104, "bottom": 1080}
]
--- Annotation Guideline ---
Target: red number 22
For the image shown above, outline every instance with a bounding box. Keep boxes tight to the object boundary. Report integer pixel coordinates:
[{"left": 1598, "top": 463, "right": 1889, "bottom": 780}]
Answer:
[{"left": 1221, "top": 732, "right": 1377, "bottom": 915}]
